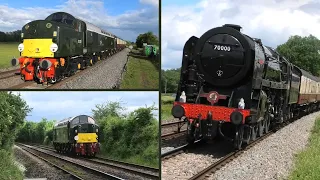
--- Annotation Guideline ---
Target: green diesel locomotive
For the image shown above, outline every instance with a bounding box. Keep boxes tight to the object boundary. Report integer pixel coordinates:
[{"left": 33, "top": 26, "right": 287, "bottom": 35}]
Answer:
[
  {"left": 11, "top": 12, "right": 127, "bottom": 84},
  {"left": 53, "top": 115, "right": 100, "bottom": 156},
  {"left": 144, "top": 45, "right": 159, "bottom": 58}
]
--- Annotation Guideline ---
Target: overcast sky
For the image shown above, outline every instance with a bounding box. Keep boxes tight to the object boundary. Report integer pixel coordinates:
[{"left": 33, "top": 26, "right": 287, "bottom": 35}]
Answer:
[
  {"left": 0, "top": 0, "right": 159, "bottom": 41},
  {"left": 11, "top": 91, "right": 159, "bottom": 122},
  {"left": 162, "top": 0, "right": 320, "bottom": 70}
]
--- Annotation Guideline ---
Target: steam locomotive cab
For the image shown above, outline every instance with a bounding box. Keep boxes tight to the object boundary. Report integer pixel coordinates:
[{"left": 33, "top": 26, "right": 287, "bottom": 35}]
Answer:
[{"left": 173, "top": 24, "right": 290, "bottom": 149}]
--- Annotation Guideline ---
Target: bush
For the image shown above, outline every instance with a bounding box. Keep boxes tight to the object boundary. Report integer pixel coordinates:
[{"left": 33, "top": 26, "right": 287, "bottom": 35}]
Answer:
[
  {"left": 161, "top": 96, "right": 175, "bottom": 105},
  {"left": 93, "top": 103, "right": 159, "bottom": 168},
  {"left": 0, "top": 149, "right": 23, "bottom": 180}
]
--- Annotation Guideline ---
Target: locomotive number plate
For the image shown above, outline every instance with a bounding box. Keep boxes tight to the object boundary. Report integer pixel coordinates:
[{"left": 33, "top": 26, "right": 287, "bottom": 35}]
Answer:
[{"left": 213, "top": 45, "right": 231, "bottom": 52}]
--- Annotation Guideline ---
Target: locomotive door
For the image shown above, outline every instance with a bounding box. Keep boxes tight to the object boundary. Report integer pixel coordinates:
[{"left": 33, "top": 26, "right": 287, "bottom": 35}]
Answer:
[{"left": 80, "top": 22, "right": 87, "bottom": 51}]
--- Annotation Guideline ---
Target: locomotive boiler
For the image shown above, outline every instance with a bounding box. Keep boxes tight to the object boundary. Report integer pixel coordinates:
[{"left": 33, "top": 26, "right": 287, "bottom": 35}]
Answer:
[
  {"left": 11, "top": 12, "right": 127, "bottom": 84},
  {"left": 172, "top": 24, "right": 320, "bottom": 149},
  {"left": 53, "top": 115, "right": 100, "bottom": 156}
]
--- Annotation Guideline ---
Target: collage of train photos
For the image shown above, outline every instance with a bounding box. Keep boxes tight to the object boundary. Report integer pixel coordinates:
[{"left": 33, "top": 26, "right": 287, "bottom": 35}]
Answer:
[{"left": 1, "top": 0, "right": 320, "bottom": 179}]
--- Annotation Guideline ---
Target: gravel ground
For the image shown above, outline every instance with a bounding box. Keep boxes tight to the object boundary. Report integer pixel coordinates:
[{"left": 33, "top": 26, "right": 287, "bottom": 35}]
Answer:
[
  {"left": 14, "top": 145, "right": 71, "bottom": 180},
  {"left": 0, "top": 75, "right": 22, "bottom": 89},
  {"left": 161, "top": 141, "right": 232, "bottom": 180},
  {"left": 23, "top": 144, "right": 151, "bottom": 180},
  {"left": 59, "top": 48, "right": 130, "bottom": 89},
  {"left": 211, "top": 111, "right": 320, "bottom": 180},
  {"left": 162, "top": 111, "right": 320, "bottom": 180}
]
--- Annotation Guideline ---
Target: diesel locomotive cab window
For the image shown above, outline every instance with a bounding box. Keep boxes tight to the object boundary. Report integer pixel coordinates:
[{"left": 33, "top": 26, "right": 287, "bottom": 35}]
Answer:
[
  {"left": 51, "top": 13, "right": 74, "bottom": 25},
  {"left": 71, "top": 117, "right": 79, "bottom": 126},
  {"left": 79, "top": 115, "right": 88, "bottom": 124},
  {"left": 88, "top": 117, "right": 95, "bottom": 124},
  {"left": 52, "top": 14, "right": 63, "bottom": 22}
]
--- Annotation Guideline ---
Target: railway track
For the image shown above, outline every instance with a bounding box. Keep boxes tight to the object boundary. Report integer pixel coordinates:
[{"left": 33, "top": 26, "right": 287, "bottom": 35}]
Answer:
[
  {"left": 0, "top": 69, "right": 19, "bottom": 80},
  {"left": 188, "top": 132, "right": 274, "bottom": 180},
  {"left": 7, "top": 49, "right": 127, "bottom": 89},
  {"left": 161, "top": 120, "right": 187, "bottom": 140},
  {"left": 195, "top": 121, "right": 294, "bottom": 179},
  {"left": 17, "top": 143, "right": 123, "bottom": 180},
  {"left": 161, "top": 130, "right": 187, "bottom": 140},
  {"left": 24, "top": 143, "right": 159, "bottom": 179},
  {"left": 162, "top": 120, "right": 295, "bottom": 180}
]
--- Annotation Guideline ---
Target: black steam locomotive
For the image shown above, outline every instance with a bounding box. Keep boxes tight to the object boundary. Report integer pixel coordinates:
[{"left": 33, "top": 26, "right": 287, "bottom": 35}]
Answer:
[{"left": 172, "top": 24, "right": 320, "bottom": 149}]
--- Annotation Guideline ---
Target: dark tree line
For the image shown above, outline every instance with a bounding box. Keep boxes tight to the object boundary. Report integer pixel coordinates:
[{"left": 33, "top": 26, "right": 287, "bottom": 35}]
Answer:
[
  {"left": 0, "top": 30, "right": 21, "bottom": 42},
  {"left": 161, "top": 68, "right": 181, "bottom": 93}
]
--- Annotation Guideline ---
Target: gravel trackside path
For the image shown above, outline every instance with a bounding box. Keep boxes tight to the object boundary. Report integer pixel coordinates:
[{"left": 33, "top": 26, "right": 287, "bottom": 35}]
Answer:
[
  {"left": 161, "top": 111, "right": 320, "bottom": 180},
  {"left": 13, "top": 145, "right": 71, "bottom": 180},
  {"left": 59, "top": 48, "right": 130, "bottom": 89},
  {"left": 211, "top": 111, "right": 320, "bottom": 180}
]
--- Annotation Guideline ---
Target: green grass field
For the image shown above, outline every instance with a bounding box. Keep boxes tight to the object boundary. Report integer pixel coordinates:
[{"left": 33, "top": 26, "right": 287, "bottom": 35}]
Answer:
[
  {"left": 0, "top": 42, "right": 20, "bottom": 69},
  {"left": 120, "top": 49, "right": 159, "bottom": 89},
  {"left": 161, "top": 94, "right": 175, "bottom": 121},
  {"left": 288, "top": 117, "right": 320, "bottom": 180}
]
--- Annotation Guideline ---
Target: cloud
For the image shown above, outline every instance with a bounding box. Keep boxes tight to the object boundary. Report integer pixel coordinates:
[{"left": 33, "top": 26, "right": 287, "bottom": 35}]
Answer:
[
  {"left": 162, "top": 0, "right": 320, "bottom": 69},
  {"left": 11, "top": 91, "right": 159, "bottom": 122},
  {"left": 0, "top": 0, "right": 158, "bottom": 41},
  {"left": 140, "top": 0, "right": 159, "bottom": 7}
]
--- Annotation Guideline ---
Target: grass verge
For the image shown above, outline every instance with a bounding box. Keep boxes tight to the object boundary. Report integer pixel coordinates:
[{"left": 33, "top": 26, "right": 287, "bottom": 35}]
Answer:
[
  {"left": 120, "top": 55, "right": 159, "bottom": 89},
  {"left": 0, "top": 149, "right": 23, "bottom": 180},
  {"left": 288, "top": 117, "right": 320, "bottom": 180},
  {"left": 0, "top": 42, "right": 20, "bottom": 69},
  {"left": 161, "top": 94, "right": 175, "bottom": 121}
]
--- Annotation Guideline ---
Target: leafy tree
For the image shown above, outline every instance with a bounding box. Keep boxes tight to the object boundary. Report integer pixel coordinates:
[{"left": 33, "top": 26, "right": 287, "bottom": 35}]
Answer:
[
  {"left": 0, "top": 92, "right": 31, "bottom": 150},
  {"left": 135, "top": 31, "right": 159, "bottom": 48},
  {"left": 16, "top": 119, "right": 55, "bottom": 145},
  {"left": 92, "top": 101, "right": 125, "bottom": 143},
  {"left": 161, "top": 68, "right": 181, "bottom": 93},
  {"left": 276, "top": 35, "right": 320, "bottom": 76},
  {"left": 92, "top": 102, "right": 158, "bottom": 167}
]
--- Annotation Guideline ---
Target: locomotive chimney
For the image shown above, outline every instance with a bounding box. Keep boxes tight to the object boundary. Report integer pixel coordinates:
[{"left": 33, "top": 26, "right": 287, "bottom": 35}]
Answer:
[{"left": 223, "top": 24, "right": 242, "bottom": 31}]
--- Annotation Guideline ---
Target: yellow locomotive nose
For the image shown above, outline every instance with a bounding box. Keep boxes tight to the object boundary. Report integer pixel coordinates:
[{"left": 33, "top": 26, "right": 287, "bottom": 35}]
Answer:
[{"left": 76, "top": 133, "right": 98, "bottom": 143}]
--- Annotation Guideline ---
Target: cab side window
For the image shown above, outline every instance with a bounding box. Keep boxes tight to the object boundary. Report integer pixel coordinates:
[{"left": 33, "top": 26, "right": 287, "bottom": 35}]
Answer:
[{"left": 71, "top": 117, "right": 79, "bottom": 126}]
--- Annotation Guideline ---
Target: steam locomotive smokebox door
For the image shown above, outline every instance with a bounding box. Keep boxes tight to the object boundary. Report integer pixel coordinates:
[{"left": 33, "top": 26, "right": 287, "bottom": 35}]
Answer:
[{"left": 195, "top": 25, "right": 253, "bottom": 87}]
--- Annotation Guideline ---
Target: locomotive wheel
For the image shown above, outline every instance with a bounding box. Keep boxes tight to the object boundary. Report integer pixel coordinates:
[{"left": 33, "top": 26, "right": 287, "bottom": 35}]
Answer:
[
  {"left": 234, "top": 125, "right": 244, "bottom": 150},
  {"left": 251, "top": 125, "right": 257, "bottom": 141},
  {"left": 242, "top": 125, "right": 251, "bottom": 145},
  {"left": 258, "top": 120, "right": 264, "bottom": 137},
  {"left": 187, "top": 124, "right": 195, "bottom": 144},
  {"left": 186, "top": 121, "right": 196, "bottom": 145}
]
